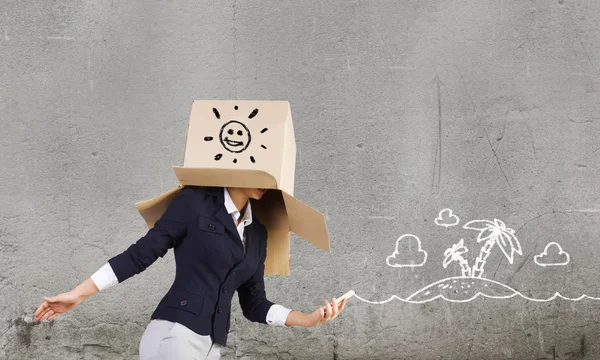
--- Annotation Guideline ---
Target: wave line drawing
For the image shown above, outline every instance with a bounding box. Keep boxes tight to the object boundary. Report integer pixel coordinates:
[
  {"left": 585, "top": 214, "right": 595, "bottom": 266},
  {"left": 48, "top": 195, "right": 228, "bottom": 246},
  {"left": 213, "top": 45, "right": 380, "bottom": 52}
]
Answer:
[{"left": 349, "top": 276, "right": 600, "bottom": 304}]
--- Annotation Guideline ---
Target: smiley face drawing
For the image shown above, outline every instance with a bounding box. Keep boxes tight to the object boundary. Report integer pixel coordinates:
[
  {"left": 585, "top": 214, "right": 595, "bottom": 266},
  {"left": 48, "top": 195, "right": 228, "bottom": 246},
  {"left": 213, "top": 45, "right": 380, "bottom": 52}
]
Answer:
[
  {"left": 219, "top": 120, "right": 251, "bottom": 153},
  {"left": 206, "top": 106, "right": 268, "bottom": 163}
]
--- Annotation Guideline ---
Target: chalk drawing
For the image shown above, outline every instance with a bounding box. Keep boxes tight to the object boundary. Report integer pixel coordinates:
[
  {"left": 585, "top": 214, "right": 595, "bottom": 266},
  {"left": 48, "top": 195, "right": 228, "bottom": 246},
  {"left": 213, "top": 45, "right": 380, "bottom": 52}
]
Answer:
[
  {"left": 435, "top": 208, "right": 460, "bottom": 227},
  {"left": 442, "top": 239, "right": 471, "bottom": 277},
  {"left": 386, "top": 234, "right": 428, "bottom": 268},
  {"left": 462, "top": 219, "right": 522, "bottom": 278},
  {"left": 360, "top": 213, "right": 596, "bottom": 304},
  {"left": 349, "top": 276, "right": 600, "bottom": 304},
  {"left": 534, "top": 242, "right": 570, "bottom": 267}
]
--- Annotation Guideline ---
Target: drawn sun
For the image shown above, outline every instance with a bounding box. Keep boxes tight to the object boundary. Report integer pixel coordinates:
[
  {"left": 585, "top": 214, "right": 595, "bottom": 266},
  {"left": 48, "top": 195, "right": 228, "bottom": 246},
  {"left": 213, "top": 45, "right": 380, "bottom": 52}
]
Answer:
[{"left": 203, "top": 105, "right": 268, "bottom": 164}]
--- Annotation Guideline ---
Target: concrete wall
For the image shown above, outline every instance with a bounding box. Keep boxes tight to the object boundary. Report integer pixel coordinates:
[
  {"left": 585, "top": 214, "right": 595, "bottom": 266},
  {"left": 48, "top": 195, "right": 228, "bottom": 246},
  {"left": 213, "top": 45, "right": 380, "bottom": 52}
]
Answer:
[{"left": 2, "top": 0, "right": 600, "bottom": 359}]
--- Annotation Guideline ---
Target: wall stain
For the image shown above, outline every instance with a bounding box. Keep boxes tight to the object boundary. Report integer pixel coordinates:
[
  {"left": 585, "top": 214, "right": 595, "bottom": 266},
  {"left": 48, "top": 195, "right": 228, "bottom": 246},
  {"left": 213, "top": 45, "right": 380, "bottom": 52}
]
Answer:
[{"left": 10, "top": 316, "right": 39, "bottom": 347}]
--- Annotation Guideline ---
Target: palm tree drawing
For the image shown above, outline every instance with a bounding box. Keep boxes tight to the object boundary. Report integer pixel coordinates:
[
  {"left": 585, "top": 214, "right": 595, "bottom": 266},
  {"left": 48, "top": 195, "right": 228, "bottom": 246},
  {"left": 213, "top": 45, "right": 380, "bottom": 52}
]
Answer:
[
  {"left": 442, "top": 239, "right": 471, "bottom": 277},
  {"left": 463, "top": 219, "right": 522, "bottom": 278}
]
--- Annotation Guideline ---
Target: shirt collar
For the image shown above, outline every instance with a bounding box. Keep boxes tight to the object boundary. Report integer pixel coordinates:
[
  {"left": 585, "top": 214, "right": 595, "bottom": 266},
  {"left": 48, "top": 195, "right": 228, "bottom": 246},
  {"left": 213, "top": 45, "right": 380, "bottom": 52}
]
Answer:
[{"left": 223, "top": 187, "right": 253, "bottom": 227}]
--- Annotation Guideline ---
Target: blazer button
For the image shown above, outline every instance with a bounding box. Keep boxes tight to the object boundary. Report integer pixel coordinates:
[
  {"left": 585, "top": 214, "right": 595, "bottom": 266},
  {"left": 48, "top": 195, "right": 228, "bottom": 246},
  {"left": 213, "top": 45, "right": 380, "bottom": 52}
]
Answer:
[
  {"left": 223, "top": 286, "right": 228, "bottom": 294},
  {"left": 208, "top": 223, "right": 216, "bottom": 231},
  {"left": 180, "top": 300, "right": 187, "bottom": 306},
  {"left": 232, "top": 271, "right": 236, "bottom": 276},
  {"left": 217, "top": 306, "right": 223, "bottom": 313}
]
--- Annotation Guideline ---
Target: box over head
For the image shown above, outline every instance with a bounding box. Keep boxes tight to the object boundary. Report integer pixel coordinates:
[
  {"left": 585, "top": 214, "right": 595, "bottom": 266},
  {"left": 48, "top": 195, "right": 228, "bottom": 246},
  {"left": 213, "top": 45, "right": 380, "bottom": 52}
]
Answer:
[{"left": 135, "top": 100, "right": 330, "bottom": 275}]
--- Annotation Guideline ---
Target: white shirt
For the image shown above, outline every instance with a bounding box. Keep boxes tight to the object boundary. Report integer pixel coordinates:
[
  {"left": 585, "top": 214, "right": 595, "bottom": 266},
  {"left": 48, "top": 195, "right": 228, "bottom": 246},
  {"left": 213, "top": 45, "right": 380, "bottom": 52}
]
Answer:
[{"left": 91, "top": 187, "right": 292, "bottom": 327}]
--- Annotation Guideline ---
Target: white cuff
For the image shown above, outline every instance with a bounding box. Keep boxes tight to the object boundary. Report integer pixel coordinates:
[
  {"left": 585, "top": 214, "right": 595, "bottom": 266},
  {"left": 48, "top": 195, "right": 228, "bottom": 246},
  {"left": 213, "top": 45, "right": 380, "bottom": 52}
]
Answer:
[
  {"left": 266, "top": 304, "right": 293, "bottom": 327},
  {"left": 90, "top": 263, "right": 119, "bottom": 292}
]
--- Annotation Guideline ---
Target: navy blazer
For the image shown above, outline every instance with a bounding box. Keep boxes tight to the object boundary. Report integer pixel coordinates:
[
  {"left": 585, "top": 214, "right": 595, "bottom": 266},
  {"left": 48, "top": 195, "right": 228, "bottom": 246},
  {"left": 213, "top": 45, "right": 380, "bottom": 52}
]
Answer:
[{"left": 107, "top": 186, "right": 275, "bottom": 346}]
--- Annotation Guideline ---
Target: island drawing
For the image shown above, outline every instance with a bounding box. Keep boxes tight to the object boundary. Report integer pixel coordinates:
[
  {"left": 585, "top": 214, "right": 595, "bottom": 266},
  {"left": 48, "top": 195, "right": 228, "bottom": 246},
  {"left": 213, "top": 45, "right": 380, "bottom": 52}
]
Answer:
[{"left": 354, "top": 210, "right": 600, "bottom": 304}]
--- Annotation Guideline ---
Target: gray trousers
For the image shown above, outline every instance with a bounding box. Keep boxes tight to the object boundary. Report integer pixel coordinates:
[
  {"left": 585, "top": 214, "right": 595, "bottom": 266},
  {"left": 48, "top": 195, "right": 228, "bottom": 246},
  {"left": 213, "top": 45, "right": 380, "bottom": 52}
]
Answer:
[{"left": 139, "top": 319, "right": 222, "bottom": 360}]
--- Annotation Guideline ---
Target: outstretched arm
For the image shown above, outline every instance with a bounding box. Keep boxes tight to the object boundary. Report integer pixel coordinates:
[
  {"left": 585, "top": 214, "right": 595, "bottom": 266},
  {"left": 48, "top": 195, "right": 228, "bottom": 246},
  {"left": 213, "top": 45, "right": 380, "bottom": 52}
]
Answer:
[
  {"left": 89, "top": 188, "right": 194, "bottom": 291},
  {"left": 106, "top": 187, "right": 192, "bottom": 283},
  {"left": 36, "top": 187, "right": 193, "bottom": 322}
]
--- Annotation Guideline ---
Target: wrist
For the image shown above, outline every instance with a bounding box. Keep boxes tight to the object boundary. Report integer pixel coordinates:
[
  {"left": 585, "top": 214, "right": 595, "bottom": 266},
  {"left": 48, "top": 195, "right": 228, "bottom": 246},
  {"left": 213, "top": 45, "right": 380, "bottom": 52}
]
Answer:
[
  {"left": 72, "top": 286, "right": 87, "bottom": 298},
  {"left": 299, "top": 311, "right": 315, "bottom": 328},
  {"left": 284, "top": 310, "right": 311, "bottom": 327},
  {"left": 73, "top": 278, "right": 99, "bottom": 300},
  {"left": 69, "top": 289, "right": 86, "bottom": 304}
]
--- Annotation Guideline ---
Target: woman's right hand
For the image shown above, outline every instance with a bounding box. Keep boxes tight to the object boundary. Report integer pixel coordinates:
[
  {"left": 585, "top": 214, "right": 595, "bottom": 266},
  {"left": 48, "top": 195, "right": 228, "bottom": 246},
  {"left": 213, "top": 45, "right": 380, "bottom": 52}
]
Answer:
[
  {"left": 304, "top": 297, "right": 346, "bottom": 327},
  {"left": 35, "top": 278, "right": 100, "bottom": 321},
  {"left": 35, "top": 291, "right": 84, "bottom": 322}
]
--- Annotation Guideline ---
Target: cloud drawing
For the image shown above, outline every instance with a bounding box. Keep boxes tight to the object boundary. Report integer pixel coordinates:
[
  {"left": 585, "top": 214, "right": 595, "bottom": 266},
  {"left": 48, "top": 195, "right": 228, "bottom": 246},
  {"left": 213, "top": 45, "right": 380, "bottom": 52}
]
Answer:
[
  {"left": 435, "top": 208, "right": 460, "bottom": 227},
  {"left": 534, "top": 242, "right": 570, "bottom": 267},
  {"left": 386, "top": 234, "right": 428, "bottom": 268}
]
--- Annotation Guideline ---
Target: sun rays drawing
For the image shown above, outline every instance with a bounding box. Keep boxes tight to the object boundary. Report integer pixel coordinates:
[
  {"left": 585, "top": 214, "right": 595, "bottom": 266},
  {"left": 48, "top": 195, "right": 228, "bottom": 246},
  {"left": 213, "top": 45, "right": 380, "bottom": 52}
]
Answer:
[
  {"left": 353, "top": 209, "right": 600, "bottom": 305},
  {"left": 204, "top": 105, "right": 269, "bottom": 164}
]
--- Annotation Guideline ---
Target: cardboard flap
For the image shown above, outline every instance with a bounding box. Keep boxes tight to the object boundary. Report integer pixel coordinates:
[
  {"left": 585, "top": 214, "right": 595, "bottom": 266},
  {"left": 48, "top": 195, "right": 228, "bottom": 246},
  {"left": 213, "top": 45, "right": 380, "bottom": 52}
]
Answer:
[
  {"left": 135, "top": 185, "right": 183, "bottom": 228},
  {"left": 251, "top": 190, "right": 291, "bottom": 276},
  {"left": 281, "top": 191, "right": 331, "bottom": 252},
  {"left": 173, "top": 167, "right": 278, "bottom": 189}
]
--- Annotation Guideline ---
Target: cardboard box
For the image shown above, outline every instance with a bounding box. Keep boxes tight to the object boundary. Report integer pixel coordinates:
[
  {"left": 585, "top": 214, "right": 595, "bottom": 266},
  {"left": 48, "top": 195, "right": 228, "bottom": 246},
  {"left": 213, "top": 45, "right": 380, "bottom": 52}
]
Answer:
[{"left": 135, "top": 100, "right": 330, "bottom": 275}]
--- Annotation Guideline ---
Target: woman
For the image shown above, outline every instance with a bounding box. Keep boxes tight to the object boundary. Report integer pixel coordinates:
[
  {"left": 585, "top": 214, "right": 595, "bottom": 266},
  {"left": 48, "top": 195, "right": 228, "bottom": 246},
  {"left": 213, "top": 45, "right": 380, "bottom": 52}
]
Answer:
[{"left": 35, "top": 185, "right": 346, "bottom": 359}]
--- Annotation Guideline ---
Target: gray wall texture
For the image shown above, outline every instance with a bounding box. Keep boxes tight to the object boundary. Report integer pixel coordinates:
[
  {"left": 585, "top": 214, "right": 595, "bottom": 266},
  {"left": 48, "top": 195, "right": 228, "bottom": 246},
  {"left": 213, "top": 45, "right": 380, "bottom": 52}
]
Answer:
[{"left": 2, "top": 0, "right": 600, "bottom": 359}]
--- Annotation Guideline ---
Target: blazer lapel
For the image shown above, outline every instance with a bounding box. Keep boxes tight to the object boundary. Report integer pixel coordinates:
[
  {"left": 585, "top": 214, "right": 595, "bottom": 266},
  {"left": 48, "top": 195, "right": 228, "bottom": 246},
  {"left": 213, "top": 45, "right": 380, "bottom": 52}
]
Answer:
[
  {"left": 200, "top": 186, "right": 257, "bottom": 263},
  {"left": 214, "top": 206, "right": 242, "bottom": 244},
  {"left": 230, "top": 221, "right": 259, "bottom": 274}
]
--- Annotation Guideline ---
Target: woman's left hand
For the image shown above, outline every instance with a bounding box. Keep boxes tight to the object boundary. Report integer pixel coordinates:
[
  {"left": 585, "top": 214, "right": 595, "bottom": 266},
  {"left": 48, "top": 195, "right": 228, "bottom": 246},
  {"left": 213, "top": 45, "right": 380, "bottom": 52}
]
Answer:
[{"left": 305, "top": 296, "right": 347, "bottom": 327}]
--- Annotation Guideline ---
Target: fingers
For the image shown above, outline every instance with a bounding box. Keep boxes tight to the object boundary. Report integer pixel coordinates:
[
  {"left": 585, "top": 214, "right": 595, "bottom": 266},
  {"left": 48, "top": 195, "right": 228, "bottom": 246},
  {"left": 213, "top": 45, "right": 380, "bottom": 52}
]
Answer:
[
  {"left": 338, "top": 298, "right": 346, "bottom": 312},
  {"left": 316, "top": 296, "right": 348, "bottom": 326},
  {"left": 331, "top": 297, "right": 339, "bottom": 319},
  {"left": 40, "top": 309, "right": 55, "bottom": 322},
  {"left": 36, "top": 305, "right": 52, "bottom": 322},
  {"left": 323, "top": 299, "right": 332, "bottom": 321},
  {"left": 36, "top": 296, "right": 57, "bottom": 321},
  {"left": 317, "top": 305, "right": 325, "bottom": 325},
  {"left": 35, "top": 302, "right": 48, "bottom": 320}
]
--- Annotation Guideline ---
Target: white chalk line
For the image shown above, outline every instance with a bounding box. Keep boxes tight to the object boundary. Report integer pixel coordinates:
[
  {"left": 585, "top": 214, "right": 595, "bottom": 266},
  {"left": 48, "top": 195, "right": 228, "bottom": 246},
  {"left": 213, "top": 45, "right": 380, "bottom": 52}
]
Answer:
[
  {"left": 353, "top": 291, "right": 600, "bottom": 304},
  {"left": 349, "top": 276, "right": 600, "bottom": 304},
  {"left": 386, "top": 234, "right": 428, "bottom": 268},
  {"left": 534, "top": 242, "right": 571, "bottom": 267},
  {"left": 353, "top": 293, "right": 409, "bottom": 305},
  {"left": 435, "top": 208, "right": 460, "bottom": 227}
]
